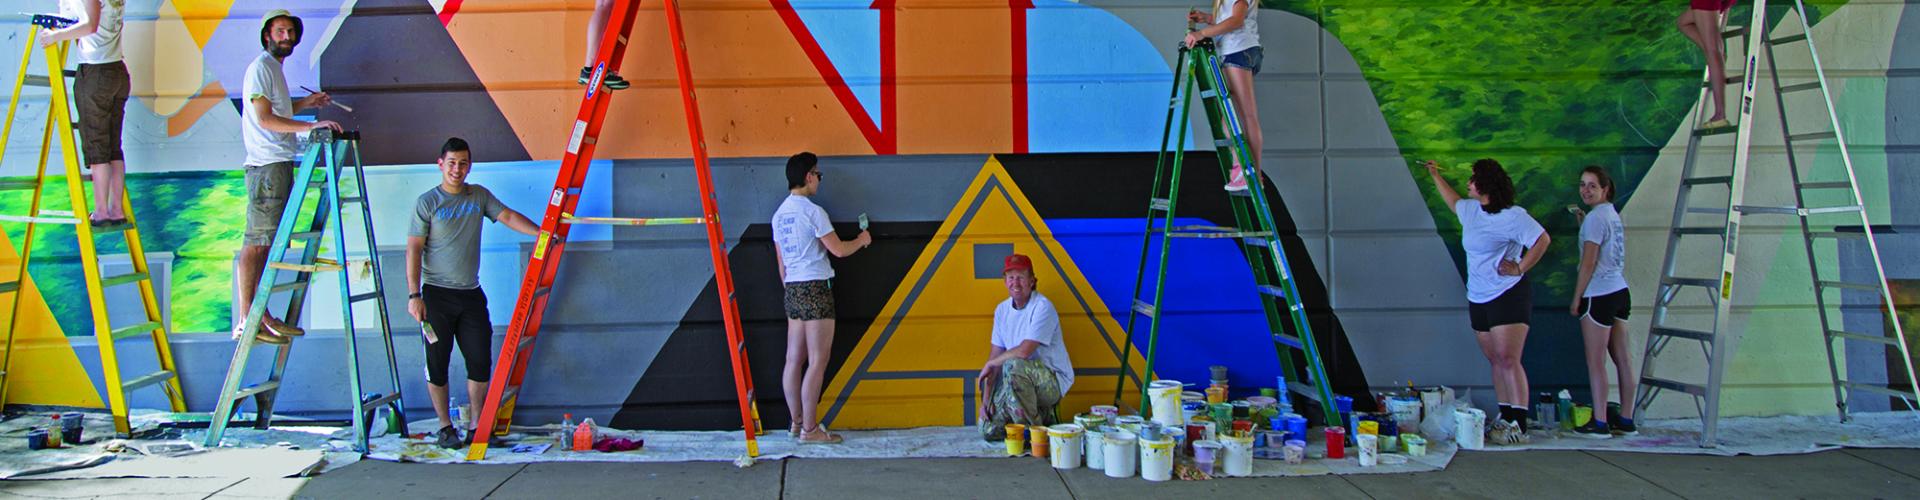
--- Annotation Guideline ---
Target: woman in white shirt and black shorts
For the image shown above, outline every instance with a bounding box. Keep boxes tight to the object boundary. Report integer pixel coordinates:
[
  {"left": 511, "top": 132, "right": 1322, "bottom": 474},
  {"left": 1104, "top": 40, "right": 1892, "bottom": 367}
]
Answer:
[
  {"left": 1424, "top": 159, "right": 1551, "bottom": 444},
  {"left": 1568, "top": 166, "right": 1638, "bottom": 438}
]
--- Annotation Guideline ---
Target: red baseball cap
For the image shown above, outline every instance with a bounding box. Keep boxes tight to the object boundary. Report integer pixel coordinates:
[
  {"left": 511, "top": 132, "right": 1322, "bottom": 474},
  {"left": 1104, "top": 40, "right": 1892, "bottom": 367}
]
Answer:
[{"left": 1003, "top": 253, "right": 1033, "bottom": 275}]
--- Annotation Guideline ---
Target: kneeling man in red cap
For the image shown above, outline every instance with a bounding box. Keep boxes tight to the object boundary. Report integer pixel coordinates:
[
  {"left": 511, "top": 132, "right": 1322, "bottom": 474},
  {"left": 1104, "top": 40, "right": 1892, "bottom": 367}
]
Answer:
[{"left": 977, "top": 253, "right": 1074, "bottom": 441}]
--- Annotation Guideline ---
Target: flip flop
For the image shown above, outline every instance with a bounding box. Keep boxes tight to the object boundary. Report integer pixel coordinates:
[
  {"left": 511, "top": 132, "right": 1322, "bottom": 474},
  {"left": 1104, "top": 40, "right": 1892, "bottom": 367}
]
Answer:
[{"left": 798, "top": 426, "right": 843, "bottom": 445}]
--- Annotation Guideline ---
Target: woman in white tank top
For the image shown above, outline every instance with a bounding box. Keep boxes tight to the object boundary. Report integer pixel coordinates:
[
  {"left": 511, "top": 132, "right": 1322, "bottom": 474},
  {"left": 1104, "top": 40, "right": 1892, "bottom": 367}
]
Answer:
[{"left": 1184, "top": 0, "right": 1265, "bottom": 192}]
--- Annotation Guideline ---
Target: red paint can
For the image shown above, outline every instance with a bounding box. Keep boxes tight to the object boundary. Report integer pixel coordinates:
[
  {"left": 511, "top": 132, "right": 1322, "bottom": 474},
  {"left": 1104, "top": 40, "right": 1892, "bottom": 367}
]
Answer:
[
  {"left": 1325, "top": 427, "right": 1347, "bottom": 459},
  {"left": 1184, "top": 423, "right": 1208, "bottom": 455}
]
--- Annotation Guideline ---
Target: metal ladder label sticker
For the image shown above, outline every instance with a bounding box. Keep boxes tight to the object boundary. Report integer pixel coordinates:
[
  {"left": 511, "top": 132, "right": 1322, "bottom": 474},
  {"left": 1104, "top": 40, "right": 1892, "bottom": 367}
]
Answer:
[{"left": 566, "top": 120, "right": 588, "bottom": 155}]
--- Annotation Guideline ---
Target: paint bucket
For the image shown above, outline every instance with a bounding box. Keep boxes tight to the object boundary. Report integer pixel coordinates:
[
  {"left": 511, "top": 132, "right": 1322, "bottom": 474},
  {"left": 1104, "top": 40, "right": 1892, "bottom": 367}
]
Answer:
[
  {"left": 1181, "top": 390, "right": 1205, "bottom": 403},
  {"left": 1084, "top": 426, "right": 1107, "bottom": 470},
  {"left": 1102, "top": 430, "right": 1137, "bottom": 478},
  {"left": 1091, "top": 405, "right": 1120, "bottom": 419},
  {"left": 1115, "top": 415, "right": 1145, "bottom": 435},
  {"left": 26, "top": 429, "right": 48, "bottom": 450},
  {"left": 1284, "top": 439, "right": 1307, "bottom": 464},
  {"left": 1191, "top": 440, "right": 1222, "bottom": 475},
  {"left": 1209, "top": 403, "right": 1232, "bottom": 424},
  {"left": 1139, "top": 434, "right": 1175, "bottom": 481},
  {"left": 1221, "top": 432, "right": 1254, "bottom": 477},
  {"left": 1573, "top": 405, "right": 1593, "bottom": 427},
  {"left": 1357, "top": 433, "right": 1379, "bottom": 467},
  {"left": 1074, "top": 413, "right": 1107, "bottom": 432},
  {"left": 1029, "top": 425, "right": 1051, "bottom": 458},
  {"left": 1386, "top": 396, "right": 1422, "bottom": 430},
  {"left": 1357, "top": 420, "right": 1379, "bottom": 436},
  {"left": 1262, "top": 430, "right": 1288, "bottom": 449},
  {"left": 1246, "top": 396, "right": 1277, "bottom": 416},
  {"left": 1209, "top": 365, "right": 1229, "bottom": 382},
  {"left": 1147, "top": 380, "right": 1184, "bottom": 427},
  {"left": 1183, "top": 423, "right": 1207, "bottom": 455},
  {"left": 1048, "top": 424, "right": 1083, "bottom": 469},
  {"left": 1205, "top": 385, "right": 1227, "bottom": 404},
  {"left": 1404, "top": 434, "right": 1428, "bottom": 456},
  {"left": 1260, "top": 387, "right": 1278, "bottom": 398},
  {"left": 1285, "top": 414, "right": 1307, "bottom": 442},
  {"left": 1454, "top": 408, "right": 1485, "bottom": 450},
  {"left": 1325, "top": 427, "right": 1347, "bottom": 458},
  {"left": 1181, "top": 401, "right": 1207, "bottom": 424},
  {"left": 1005, "top": 424, "right": 1027, "bottom": 456}
]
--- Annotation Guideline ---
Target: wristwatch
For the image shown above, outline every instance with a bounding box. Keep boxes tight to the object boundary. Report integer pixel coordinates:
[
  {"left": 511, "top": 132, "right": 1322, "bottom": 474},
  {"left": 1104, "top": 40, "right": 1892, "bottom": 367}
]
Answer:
[{"left": 409, "top": 292, "right": 423, "bottom": 299}]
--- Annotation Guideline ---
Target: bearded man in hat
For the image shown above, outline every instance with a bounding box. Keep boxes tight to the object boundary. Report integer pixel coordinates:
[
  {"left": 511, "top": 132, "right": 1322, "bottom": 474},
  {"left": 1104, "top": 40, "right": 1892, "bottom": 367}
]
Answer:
[
  {"left": 977, "top": 253, "right": 1074, "bottom": 440},
  {"left": 233, "top": 9, "right": 343, "bottom": 344}
]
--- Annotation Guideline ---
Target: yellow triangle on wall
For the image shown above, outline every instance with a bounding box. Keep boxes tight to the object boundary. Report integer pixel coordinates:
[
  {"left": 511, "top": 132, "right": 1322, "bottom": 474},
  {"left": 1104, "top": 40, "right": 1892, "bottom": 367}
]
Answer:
[
  {"left": 820, "top": 156, "right": 1144, "bottom": 429},
  {"left": 0, "top": 229, "right": 105, "bottom": 408}
]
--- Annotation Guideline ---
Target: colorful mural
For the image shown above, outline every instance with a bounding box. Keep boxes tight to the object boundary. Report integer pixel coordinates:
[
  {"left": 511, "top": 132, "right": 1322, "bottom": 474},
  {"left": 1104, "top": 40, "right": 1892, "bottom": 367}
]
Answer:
[{"left": 0, "top": 0, "right": 1912, "bottom": 428}]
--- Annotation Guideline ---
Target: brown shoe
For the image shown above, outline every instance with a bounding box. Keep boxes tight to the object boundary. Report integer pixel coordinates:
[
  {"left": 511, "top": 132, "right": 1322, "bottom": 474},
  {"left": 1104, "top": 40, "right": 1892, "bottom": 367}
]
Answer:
[
  {"left": 237, "top": 325, "right": 290, "bottom": 345},
  {"left": 263, "top": 316, "right": 305, "bottom": 337}
]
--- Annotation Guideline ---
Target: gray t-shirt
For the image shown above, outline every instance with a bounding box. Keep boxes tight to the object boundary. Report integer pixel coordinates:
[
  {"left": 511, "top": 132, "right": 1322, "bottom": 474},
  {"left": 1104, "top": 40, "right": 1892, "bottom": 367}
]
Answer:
[
  {"left": 410, "top": 185, "right": 507, "bottom": 290},
  {"left": 1580, "top": 202, "right": 1629, "bottom": 297}
]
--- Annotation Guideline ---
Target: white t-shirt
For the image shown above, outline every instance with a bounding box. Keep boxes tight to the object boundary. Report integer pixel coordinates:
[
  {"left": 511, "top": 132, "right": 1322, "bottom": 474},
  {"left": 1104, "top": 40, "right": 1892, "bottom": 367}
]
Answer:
[
  {"left": 1580, "top": 202, "right": 1629, "bottom": 297},
  {"left": 241, "top": 51, "right": 299, "bottom": 167},
  {"left": 1455, "top": 199, "right": 1546, "bottom": 304},
  {"left": 60, "top": 0, "right": 123, "bottom": 65},
  {"left": 992, "top": 292, "right": 1074, "bottom": 393},
  {"left": 1212, "top": 0, "right": 1260, "bottom": 57},
  {"left": 773, "top": 194, "right": 836, "bottom": 283}
]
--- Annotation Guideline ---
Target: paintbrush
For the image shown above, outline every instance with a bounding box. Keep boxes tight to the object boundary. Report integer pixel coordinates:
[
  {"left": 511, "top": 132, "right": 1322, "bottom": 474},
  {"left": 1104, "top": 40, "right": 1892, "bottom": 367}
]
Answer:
[{"left": 299, "top": 86, "right": 355, "bottom": 113}]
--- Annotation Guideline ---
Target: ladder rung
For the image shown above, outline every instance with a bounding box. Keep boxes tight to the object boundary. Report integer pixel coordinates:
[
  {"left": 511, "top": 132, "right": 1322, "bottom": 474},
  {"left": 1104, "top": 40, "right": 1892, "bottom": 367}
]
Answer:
[
  {"left": 1778, "top": 82, "right": 1823, "bottom": 94},
  {"left": 1789, "top": 131, "right": 1837, "bottom": 142},
  {"left": 1687, "top": 207, "right": 1730, "bottom": 216},
  {"left": 1809, "top": 231, "right": 1865, "bottom": 240},
  {"left": 1769, "top": 33, "right": 1808, "bottom": 45},
  {"left": 1661, "top": 277, "right": 1720, "bottom": 289},
  {"left": 121, "top": 370, "right": 176, "bottom": 392},
  {"left": 100, "top": 271, "right": 150, "bottom": 288},
  {"left": 230, "top": 381, "right": 282, "bottom": 401},
  {"left": 1198, "top": 90, "right": 1218, "bottom": 99},
  {"left": 1693, "top": 124, "right": 1738, "bottom": 137},
  {"left": 1829, "top": 329, "right": 1898, "bottom": 346},
  {"left": 1733, "top": 205, "right": 1801, "bottom": 215},
  {"left": 340, "top": 196, "right": 366, "bottom": 204},
  {"left": 1149, "top": 198, "right": 1171, "bottom": 211},
  {"left": 0, "top": 281, "right": 17, "bottom": 294},
  {"left": 109, "top": 321, "right": 162, "bottom": 341},
  {"left": 269, "top": 280, "right": 311, "bottom": 294},
  {"left": 1843, "top": 382, "right": 1915, "bottom": 399},
  {"left": 0, "top": 214, "right": 78, "bottom": 225},
  {"left": 560, "top": 214, "right": 705, "bottom": 226},
  {"left": 290, "top": 230, "right": 324, "bottom": 240},
  {"left": 1642, "top": 377, "right": 1708, "bottom": 397},
  {"left": 1213, "top": 139, "right": 1232, "bottom": 149},
  {"left": 532, "top": 286, "right": 553, "bottom": 299},
  {"left": 1286, "top": 381, "right": 1323, "bottom": 404},
  {"left": 359, "top": 392, "right": 403, "bottom": 412},
  {"left": 1650, "top": 326, "right": 1716, "bottom": 342},
  {"left": 1131, "top": 300, "right": 1157, "bottom": 319},
  {"left": 1227, "top": 188, "right": 1253, "bottom": 198},
  {"left": 1272, "top": 332, "right": 1303, "bottom": 350},
  {"left": 1806, "top": 205, "right": 1864, "bottom": 215},
  {"left": 499, "top": 386, "right": 521, "bottom": 406},
  {"left": 1797, "top": 181, "right": 1852, "bottom": 190},
  {"left": 268, "top": 261, "right": 343, "bottom": 273},
  {"left": 1164, "top": 225, "right": 1272, "bottom": 239},
  {"left": 92, "top": 220, "right": 135, "bottom": 234},
  {"left": 1673, "top": 227, "right": 1723, "bottom": 236},
  {"left": 518, "top": 335, "right": 537, "bottom": 351},
  {"left": 1818, "top": 280, "right": 1880, "bottom": 292},
  {"left": 1682, "top": 175, "right": 1733, "bottom": 187},
  {"left": 1241, "top": 236, "right": 1271, "bottom": 248},
  {"left": 1722, "top": 26, "right": 1747, "bottom": 39},
  {"left": 24, "top": 74, "right": 51, "bottom": 87},
  {"left": 1256, "top": 285, "right": 1287, "bottom": 298},
  {"left": 348, "top": 291, "right": 382, "bottom": 303},
  {"left": 0, "top": 179, "right": 41, "bottom": 191}
]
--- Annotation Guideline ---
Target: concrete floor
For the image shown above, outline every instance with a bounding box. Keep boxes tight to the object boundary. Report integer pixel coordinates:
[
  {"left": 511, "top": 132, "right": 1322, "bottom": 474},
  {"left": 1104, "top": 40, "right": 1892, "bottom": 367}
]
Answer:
[{"left": 1, "top": 448, "right": 1916, "bottom": 499}]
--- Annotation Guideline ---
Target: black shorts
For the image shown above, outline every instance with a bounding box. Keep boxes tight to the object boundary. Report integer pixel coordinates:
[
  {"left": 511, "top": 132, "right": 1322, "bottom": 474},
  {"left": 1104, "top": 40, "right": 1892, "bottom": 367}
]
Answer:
[
  {"left": 421, "top": 285, "right": 493, "bottom": 385},
  {"left": 1579, "top": 288, "right": 1633, "bottom": 328},
  {"left": 783, "top": 279, "right": 835, "bottom": 320},
  {"left": 1468, "top": 278, "right": 1532, "bottom": 332}
]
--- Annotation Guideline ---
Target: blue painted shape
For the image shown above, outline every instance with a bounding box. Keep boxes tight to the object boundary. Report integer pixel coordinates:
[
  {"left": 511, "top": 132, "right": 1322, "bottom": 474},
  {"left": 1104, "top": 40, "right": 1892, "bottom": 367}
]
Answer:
[
  {"left": 1050, "top": 217, "right": 1280, "bottom": 396},
  {"left": 1027, "top": 1, "right": 1190, "bottom": 153},
  {"left": 790, "top": 0, "right": 882, "bottom": 129}
]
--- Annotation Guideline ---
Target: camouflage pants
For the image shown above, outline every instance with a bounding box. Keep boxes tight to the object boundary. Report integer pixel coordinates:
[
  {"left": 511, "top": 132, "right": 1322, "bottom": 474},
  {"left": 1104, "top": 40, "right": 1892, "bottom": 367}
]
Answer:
[{"left": 978, "top": 358, "right": 1062, "bottom": 440}]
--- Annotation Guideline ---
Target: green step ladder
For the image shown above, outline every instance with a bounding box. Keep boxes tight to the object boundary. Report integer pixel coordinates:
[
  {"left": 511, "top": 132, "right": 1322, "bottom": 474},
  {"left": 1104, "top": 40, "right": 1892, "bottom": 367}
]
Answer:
[
  {"left": 1112, "top": 38, "right": 1341, "bottom": 427},
  {"left": 204, "top": 130, "right": 407, "bottom": 454}
]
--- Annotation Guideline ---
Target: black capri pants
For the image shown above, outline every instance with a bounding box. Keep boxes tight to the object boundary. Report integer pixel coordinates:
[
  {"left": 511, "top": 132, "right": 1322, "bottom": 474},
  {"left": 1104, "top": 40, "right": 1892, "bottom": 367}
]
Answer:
[{"left": 421, "top": 284, "right": 493, "bottom": 385}]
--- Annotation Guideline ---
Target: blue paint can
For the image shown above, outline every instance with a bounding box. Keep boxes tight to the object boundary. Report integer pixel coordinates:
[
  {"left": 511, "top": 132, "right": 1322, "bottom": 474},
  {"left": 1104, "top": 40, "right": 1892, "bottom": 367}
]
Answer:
[{"left": 27, "top": 429, "right": 48, "bottom": 450}]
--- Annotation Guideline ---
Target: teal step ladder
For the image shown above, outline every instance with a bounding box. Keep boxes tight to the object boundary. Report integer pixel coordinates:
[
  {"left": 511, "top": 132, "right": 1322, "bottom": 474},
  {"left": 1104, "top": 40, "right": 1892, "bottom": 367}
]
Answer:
[
  {"left": 1112, "top": 38, "right": 1341, "bottom": 427},
  {"left": 204, "top": 130, "right": 407, "bottom": 454},
  {"left": 1637, "top": 0, "right": 1919, "bottom": 447}
]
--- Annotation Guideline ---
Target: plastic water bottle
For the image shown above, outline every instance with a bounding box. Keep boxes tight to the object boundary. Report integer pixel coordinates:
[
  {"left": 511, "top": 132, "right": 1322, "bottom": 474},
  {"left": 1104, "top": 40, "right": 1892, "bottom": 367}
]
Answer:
[{"left": 558, "top": 413, "right": 576, "bottom": 451}]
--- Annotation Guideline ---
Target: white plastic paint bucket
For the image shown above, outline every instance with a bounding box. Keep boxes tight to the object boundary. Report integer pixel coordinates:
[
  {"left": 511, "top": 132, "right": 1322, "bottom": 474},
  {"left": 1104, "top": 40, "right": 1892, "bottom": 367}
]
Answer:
[
  {"left": 1048, "top": 424, "right": 1083, "bottom": 469},
  {"left": 1357, "top": 433, "right": 1379, "bottom": 467},
  {"left": 1138, "top": 434, "right": 1175, "bottom": 481},
  {"left": 1454, "top": 407, "right": 1485, "bottom": 450},
  {"left": 1084, "top": 427, "right": 1107, "bottom": 470},
  {"left": 1103, "top": 430, "right": 1138, "bottom": 478},
  {"left": 1221, "top": 432, "right": 1254, "bottom": 477},
  {"left": 1148, "top": 380, "right": 1184, "bottom": 427},
  {"left": 1386, "top": 396, "right": 1423, "bottom": 429}
]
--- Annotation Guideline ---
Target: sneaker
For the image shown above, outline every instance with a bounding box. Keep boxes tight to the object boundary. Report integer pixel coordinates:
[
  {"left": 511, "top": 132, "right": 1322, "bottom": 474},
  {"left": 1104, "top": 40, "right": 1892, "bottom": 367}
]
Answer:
[
  {"left": 602, "top": 72, "right": 630, "bottom": 90},
  {"left": 1610, "top": 417, "right": 1638, "bottom": 436},
  {"left": 1700, "top": 118, "right": 1731, "bottom": 130},
  {"left": 263, "top": 316, "right": 305, "bottom": 337},
  {"left": 578, "top": 66, "right": 592, "bottom": 85},
  {"left": 1223, "top": 166, "right": 1250, "bottom": 192},
  {"left": 1487, "top": 419, "right": 1527, "bottom": 445},
  {"left": 434, "top": 425, "right": 465, "bottom": 449},
  {"left": 1572, "top": 420, "right": 1612, "bottom": 439}
]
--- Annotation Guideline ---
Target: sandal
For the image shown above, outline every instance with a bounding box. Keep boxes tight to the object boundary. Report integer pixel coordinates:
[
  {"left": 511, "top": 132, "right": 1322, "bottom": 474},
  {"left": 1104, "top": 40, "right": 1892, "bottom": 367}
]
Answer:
[
  {"left": 790, "top": 422, "right": 802, "bottom": 439},
  {"left": 798, "top": 425, "right": 843, "bottom": 445}
]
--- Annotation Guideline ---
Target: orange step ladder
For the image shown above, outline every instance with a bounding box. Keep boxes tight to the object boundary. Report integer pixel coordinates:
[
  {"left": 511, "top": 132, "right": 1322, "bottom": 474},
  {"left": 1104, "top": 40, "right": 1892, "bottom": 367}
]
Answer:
[{"left": 465, "top": 0, "right": 762, "bottom": 460}]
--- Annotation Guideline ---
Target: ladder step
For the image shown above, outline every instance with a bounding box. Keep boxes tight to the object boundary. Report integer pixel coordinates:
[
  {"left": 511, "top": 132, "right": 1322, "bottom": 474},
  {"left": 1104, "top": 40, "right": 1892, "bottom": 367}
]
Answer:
[
  {"left": 1673, "top": 227, "right": 1723, "bottom": 236},
  {"left": 268, "top": 261, "right": 343, "bottom": 273},
  {"left": 1733, "top": 205, "right": 1801, "bottom": 216},
  {"left": 1214, "top": 139, "right": 1232, "bottom": 149},
  {"left": 230, "top": 381, "right": 282, "bottom": 402},
  {"left": 290, "top": 230, "right": 324, "bottom": 240},
  {"left": 1256, "top": 285, "right": 1287, "bottom": 298},
  {"left": 1286, "top": 381, "right": 1323, "bottom": 404},
  {"left": 1686, "top": 207, "right": 1730, "bottom": 216},
  {"left": 121, "top": 370, "right": 176, "bottom": 392},
  {"left": 109, "top": 321, "right": 162, "bottom": 341},
  {"left": 1693, "top": 124, "right": 1738, "bottom": 137},
  {"left": 1818, "top": 280, "right": 1880, "bottom": 292},
  {"left": 1164, "top": 225, "right": 1273, "bottom": 239},
  {"left": 92, "top": 220, "right": 135, "bottom": 234},
  {"left": 1650, "top": 326, "right": 1716, "bottom": 342},
  {"left": 1228, "top": 188, "right": 1253, "bottom": 198},
  {"left": 1722, "top": 26, "right": 1747, "bottom": 39},
  {"left": 1131, "top": 300, "right": 1157, "bottom": 319},
  {"left": 1797, "top": 181, "right": 1853, "bottom": 190},
  {"left": 1711, "top": 74, "right": 1745, "bottom": 87},
  {"left": 1809, "top": 231, "right": 1866, "bottom": 240},
  {"left": 1806, "top": 205, "right": 1864, "bottom": 215},
  {"left": 1149, "top": 198, "right": 1171, "bottom": 212},
  {"left": 1778, "top": 82, "right": 1823, "bottom": 94},
  {"left": 99, "top": 271, "right": 150, "bottom": 288},
  {"left": 1829, "top": 329, "right": 1898, "bottom": 346},
  {"left": 1769, "top": 33, "right": 1808, "bottom": 45},
  {"left": 1241, "top": 236, "right": 1272, "bottom": 248},
  {"left": 359, "top": 392, "right": 403, "bottom": 412},
  {"left": 0, "top": 179, "right": 41, "bottom": 191},
  {"left": 1682, "top": 175, "right": 1733, "bottom": 187},
  {"left": 0, "top": 281, "right": 17, "bottom": 294},
  {"left": 560, "top": 213, "right": 705, "bottom": 226},
  {"left": 1272, "top": 332, "right": 1304, "bottom": 350},
  {"left": 1642, "top": 376, "right": 1708, "bottom": 397},
  {"left": 1789, "top": 131, "right": 1837, "bottom": 142},
  {"left": 519, "top": 335, "right": 538, "bottom": 351},
  {"left": 348, "top": 291, "right": 382, "bottom": 303},
  {"left": 1661, "top": 276, "right": 1720, "bottom": 289},
  {"left": 1842, "top": 382, "right": 1915, "bottom": 399},
  {"left": 24, "top": 74, "right": 51, "bottom": 87},
  {"left": 340, "top": 196, "right": 366, "bottom": 204},
  {"left": 269, "top": 279, "right": 311, "bottom": 294},
  {"left": 532, "top": 286, "right": 553, "bottom": 299},
  {"left": 0, "top": 214, "right": 79, "bottom": 225}
]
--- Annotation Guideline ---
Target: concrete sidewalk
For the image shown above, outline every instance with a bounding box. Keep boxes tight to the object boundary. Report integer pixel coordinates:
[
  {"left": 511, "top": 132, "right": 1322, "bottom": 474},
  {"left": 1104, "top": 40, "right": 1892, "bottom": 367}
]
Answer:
[{"left": 2, "top": 448, "right": 1916, "bottom": 499}]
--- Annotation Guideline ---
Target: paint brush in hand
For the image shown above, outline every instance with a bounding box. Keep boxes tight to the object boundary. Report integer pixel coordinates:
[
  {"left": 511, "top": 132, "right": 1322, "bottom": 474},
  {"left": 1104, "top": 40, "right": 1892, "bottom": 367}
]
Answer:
[{"left": 299, "top": 86, "right": 355, "bottom": 113}]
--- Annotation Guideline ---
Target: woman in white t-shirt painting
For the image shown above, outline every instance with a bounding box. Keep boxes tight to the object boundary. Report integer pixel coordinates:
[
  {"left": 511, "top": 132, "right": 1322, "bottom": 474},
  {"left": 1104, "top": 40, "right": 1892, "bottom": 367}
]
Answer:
[
  {"left": 1566, "top": 166, "right": 1637, "bottom": 438},
  {"left": 773, "top": 152, "right": 871, "bottom": 445},
  {"left": 1423, "top": 159, "right": 1551, "bottom": 444},
  {"left": 1184, "top": 0, "right": 1263, "bottom": 192}
]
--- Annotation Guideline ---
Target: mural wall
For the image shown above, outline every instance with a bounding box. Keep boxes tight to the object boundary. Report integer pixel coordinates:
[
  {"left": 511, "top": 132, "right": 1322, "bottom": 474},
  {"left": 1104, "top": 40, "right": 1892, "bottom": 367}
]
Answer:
[{"left": 0, "top": 0, "right": 1912, "bottom": 428}]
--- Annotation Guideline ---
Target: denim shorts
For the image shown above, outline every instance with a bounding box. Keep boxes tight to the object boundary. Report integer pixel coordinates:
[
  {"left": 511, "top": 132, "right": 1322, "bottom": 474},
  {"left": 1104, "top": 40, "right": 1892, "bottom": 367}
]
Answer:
[{"left": 1222, "top": 46, "right": 1264, "bottom": 75}]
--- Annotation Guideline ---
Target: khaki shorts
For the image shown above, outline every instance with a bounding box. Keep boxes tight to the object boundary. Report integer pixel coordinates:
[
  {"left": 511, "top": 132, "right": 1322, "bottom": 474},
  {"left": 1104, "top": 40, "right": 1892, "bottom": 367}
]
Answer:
[
  {"left": 244, "top": 162, "right": 296, "bottom": 246},
  {"left": 75, "top": 62, "right": 130, "bottom": 165}
]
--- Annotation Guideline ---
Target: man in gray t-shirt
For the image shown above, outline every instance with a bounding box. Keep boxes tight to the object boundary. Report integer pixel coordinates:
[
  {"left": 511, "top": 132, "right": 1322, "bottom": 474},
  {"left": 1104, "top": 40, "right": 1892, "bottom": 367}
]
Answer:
[{"left": 405, "top": 138, "right": 539, "bottom": 449}]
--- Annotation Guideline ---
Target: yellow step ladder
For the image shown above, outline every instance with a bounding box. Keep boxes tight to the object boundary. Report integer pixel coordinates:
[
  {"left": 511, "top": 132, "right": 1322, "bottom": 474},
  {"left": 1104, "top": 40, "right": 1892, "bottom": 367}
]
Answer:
[{"left": 0, "top": 15, "right": 185, "bottom": 435}]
